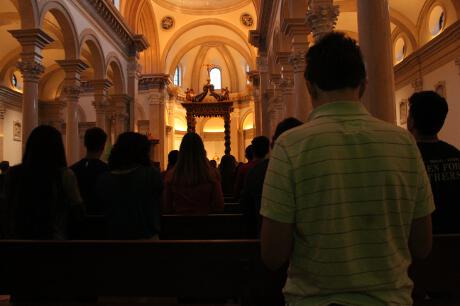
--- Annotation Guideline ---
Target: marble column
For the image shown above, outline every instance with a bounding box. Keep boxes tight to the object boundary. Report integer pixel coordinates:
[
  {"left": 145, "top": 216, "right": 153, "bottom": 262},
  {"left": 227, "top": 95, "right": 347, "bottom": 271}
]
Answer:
[
  {"left": 305, "top": 0, "right": 340, "bottom": 42},
  {"left": 289, "top": 49, "right": 311, "bottom": 121},
  {"left": 91, "top": 79, "right": 112, "bottom": 132},
  {"left": 357, "top": 0, "right": 396, "bottom": 123},
  {"left": 0, "top": 105, "right": 5, "bottom": 161},
  {"left": 9, "top": 29, "right": 53, "bottom": 144},
  {"left": 248, "top": 71, "right": 262, "bottom": 136},
  {"left": 230, "top": 108, "right": 240, "bottom": 159},
  {"left": 149, "top": 90, "right": 167, "bottom": 168},
  {"left": 256, "top": 56, "right": 271, "bottom": 138},
  {"left": 111, "top": 94, "right": 131, "bottom": 138},
  {"left": 56, "top": 60, "right": 88, "bottom": 165},
  {"left": 166, "top": 96, "right": 176, "bottom": 152},
  {"left": 128, "top": 35, "right": 148, "bottom": 131},
  {"left": 39, "top": 100, "right": 65, "bottom": 131}
]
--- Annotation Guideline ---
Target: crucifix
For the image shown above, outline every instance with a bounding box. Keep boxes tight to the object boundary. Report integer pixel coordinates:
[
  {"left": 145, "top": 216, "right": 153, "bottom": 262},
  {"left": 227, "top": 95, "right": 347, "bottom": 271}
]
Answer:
[{"left": 202, "top": 63, "right": 219, "bottom": 80}]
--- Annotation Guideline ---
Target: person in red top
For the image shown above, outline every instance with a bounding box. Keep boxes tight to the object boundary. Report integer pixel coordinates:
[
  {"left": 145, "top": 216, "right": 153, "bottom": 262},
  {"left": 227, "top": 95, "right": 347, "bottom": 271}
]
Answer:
[
  {"left": 163, "top": 133, "right": 224, "bottom": 215},
  {"left": 233, "top": 145, "right": 254, "bottom": 200}
]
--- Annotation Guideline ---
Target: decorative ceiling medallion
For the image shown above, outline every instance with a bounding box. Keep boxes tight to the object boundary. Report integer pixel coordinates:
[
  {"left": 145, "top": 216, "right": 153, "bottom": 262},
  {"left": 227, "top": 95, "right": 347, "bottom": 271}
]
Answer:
[
  {"left": 161, "top": 16, "right": 175, "bottom": 30},
  {"left": 240, "top": 13, "right": 254, "bottom": 27}
]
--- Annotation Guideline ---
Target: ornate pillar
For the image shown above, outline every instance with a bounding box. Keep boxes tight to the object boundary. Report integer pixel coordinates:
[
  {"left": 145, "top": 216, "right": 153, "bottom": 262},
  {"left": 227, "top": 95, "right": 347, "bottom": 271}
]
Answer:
[
  {"left": 223, "top": 112, "right": 231, "bottom": 155},
  {"left": 248, "top": 71, "right": 262, "bottom": 136},
  {"left": 91, "top": 79, "right": 112, "bottom": 132},
  {"left": 9, "top": 29, "right": 53, "bottom": 143},
  {"left": 305, "top": 0, "right": 340, "bottom": 42},
  {"left": 358, "top": 0, "right": 396, "bottom": 123},
  {"left": 186, "top": 112, "right": 196, "bottom": 133},
  {"left": 0, "top": 105, "right": 5, "bottom": 161},
  {"left": 256, "top": 56, "right": 270, "bottom": 138},
  {"left": 277, "top": 52, "right": 296, "bottom": 118},
  {"left": 128, "top": 35, "right": 148, "bottom": 131},
  {"left": 110, "top": 94, "right": 131, "bottom": 138},
  {"left": 166, "top": 95, "right": 176, "bottom": 152},
  {"left": 56, "top": 60, "right": 88, "bottom": 164},
  {"left": 39, "top": 101, "right": 65, "bottom": 131},
  {"left": 230, "top": 108, "right": 240, "bottom": 159},
  {"left": 285, "top": 21, "right": 312, "bottom": 121}
]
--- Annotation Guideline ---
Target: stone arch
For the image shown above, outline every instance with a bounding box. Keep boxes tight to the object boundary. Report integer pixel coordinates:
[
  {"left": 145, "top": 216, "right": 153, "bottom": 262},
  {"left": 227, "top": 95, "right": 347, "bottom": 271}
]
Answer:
[
  {"left": 168, "top": 36, "right": 254, "bottom": 77},
  {"left": 123, "top": 0, "right": 160, "bottom": 73},
  {"left": 39, "top": 1, "right": 79, "bottom": 60},
  {"left": 79, "top": 29, "right": 105, "bottom": 80},
  {"left": 161, "top": 19, "right": 256, "bottom": 69},
  {"left": 389, "top": 9, "right": 419, "bottom": 50},
  {"left": 240, "top": 109, "right": 255, "bottom": 131},
  {"left": 105, "top": 53, "right": 126, "bottom": 94},
  {"left": 10, "top": 0, "right": 39, "bottom": 28},
  {"left": 416, "top": 0, "right": 458, "bottom": 44}
]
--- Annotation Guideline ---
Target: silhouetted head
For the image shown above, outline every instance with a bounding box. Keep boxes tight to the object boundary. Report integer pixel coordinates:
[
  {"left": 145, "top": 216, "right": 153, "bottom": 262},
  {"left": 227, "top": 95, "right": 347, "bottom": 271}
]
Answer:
[
  {"left": 272, "top": 117, "right": 303, "bottom": 148},
  {"left": 245, "top": 145, "right": 254, "bottom": 161},
  {"left": 0, "top": 161, "right": 10, "bottom": 173},
  {"left": 173, "top": 132, "right": 213, "bottom": 186},
  {"left": 219, "top": 154, "right": 237, "bottom": 173},
  {"left": 251, "top": 136, "right": 270, "bottom": 159},
  {"left": 305, "top": 32, "right": 366, "bottom": 100},
  {"left": 108, "top": 132, "right": 151, "bottom": 170},
  {"left": 167, "top": 150, "right": 179, "bottom": 170},
  {"left": 84, "top": 127, "right": 107, "bottom": 154},
  {"left": 408, "top": 91, "right": 448, "bottom": 138},
  {"left": 23, "top": 125, "right": 67, "bottom": 170},
  {"left": 209, "top": 160, "right": 217, "bottom": 168}
]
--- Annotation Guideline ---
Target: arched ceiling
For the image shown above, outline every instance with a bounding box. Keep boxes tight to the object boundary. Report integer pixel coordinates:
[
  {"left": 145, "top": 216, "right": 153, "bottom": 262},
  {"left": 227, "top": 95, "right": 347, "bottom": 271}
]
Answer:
[{"left": 151, "top": 0, "right": 253, "bottom": 15}]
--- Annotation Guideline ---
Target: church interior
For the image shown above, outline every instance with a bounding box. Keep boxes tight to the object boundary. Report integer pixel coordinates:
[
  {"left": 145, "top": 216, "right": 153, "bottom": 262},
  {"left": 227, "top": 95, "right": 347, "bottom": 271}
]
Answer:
[
  {"left": 0, "top": 0, "right": 460, "bottom": 305},
  {"left": 0, "top": 0, "right": 458, "bottom": 168}
]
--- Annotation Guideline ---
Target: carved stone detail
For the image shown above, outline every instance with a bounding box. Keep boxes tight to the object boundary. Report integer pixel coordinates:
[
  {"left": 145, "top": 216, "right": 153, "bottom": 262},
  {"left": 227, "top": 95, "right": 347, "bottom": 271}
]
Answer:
[
  {"left": 305, "top": 2, "right": 340, "bottom": 41},
  {"left": 288, "top": 51, "right": 307, "bottom": 73},
  {"left": 411, "top": 77, "right": 424, "bottom": 92},
  {"left": 61, "top": 85, "right": 82, "bottom": 101},
  {"left": 17, "top": 61, "right": 45, "bottom": 82}
]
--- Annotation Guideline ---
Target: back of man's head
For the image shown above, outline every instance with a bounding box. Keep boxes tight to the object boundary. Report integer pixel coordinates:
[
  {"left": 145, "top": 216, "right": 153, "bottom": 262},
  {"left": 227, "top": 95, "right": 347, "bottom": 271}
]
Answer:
[
  {"left": 251, "top": 136, "right": 270, "bottom": 159},
  {"left": 84, "top": 127, "right": 107, "bottom": 154},
  {"left": 305, "top": 32, "right": 366, "bottom": 93},
  {"left": 272, "top": 117, "right": 303, "bottom": 148},
  {"left": 167, "top": 150, "right": 179, "bottom": 169},
  {"left": 409, "top": 91, "right": 448, "bottom": 137},
  {"left": 245, "top": 145, "right": 254, "bottom": 161}
]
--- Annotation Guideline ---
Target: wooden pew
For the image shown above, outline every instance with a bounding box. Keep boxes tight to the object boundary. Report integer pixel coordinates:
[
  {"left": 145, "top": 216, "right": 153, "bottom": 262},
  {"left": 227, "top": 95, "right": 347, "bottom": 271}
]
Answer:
[
  {"left": 0, "top": 239, "right": 285, "bottom": 305},
  {"left": 160, "top": 213, "right": 251, "bottom": 240}
]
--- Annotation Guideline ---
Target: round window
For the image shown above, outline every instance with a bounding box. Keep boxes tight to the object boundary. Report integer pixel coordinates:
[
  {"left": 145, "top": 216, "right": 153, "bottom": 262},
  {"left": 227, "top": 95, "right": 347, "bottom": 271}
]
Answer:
[
  {"left": 429, "top": 6, "right": 446, "bottom": 36},
  {"left": 394, "top": 37, "right": 406, "bottom": 63}
]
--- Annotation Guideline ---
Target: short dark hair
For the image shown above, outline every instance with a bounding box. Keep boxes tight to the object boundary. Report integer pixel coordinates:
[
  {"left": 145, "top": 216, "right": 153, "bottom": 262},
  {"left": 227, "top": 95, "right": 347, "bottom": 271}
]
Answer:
[
  {"left": 167, "top": 150, "right": 179, "bottom": 170},
  {"left": 251, "top": 136, "right": 270, "bottom": 159},
  {"left": 108, "top": 132, "right": 151, "bottom": 170},
  {"left": 245, "top": 145, "right": 254, "bottom": 161},
  {"left": 84, "top": 127, "right": 107, "bottom": 152},
  {"left": 305, "top": 32, "right": 366, "bottom": 91},
  {"left": 272, "top": 117, "right": 303, "bottom": 148},
  {"left": 409, "top": 91, "right": 448, "bottom": 136}
]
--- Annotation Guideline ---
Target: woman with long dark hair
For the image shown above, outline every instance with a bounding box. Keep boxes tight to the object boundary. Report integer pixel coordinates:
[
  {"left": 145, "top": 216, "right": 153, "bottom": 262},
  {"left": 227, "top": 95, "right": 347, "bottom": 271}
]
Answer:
[
  {"left": 218, "top": 154, "right": 237, "bottom": 195},
  {"left": 2, "top": 125, "right": 82, "bottom": 239},
  {"left": 163, "top": 132, "right": 224, "bottom": 214},
  {"left": 97, "top": 132, "right": 162, "bottom": 239}
]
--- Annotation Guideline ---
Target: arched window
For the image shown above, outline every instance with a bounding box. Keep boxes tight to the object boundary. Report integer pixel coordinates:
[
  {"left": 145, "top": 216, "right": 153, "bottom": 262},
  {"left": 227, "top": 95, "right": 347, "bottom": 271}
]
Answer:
[
  {"left": 173, "top": 66, "right": 181, "bottom": 86},
  {"left": 112, "top": 0, "right": 120, "bottom": 10},
  {"left": 429, "top": 6, "right": 446, "bottom": 37},
  {"left": 210, "top": 68, "right": 222, "bottom": 90}
]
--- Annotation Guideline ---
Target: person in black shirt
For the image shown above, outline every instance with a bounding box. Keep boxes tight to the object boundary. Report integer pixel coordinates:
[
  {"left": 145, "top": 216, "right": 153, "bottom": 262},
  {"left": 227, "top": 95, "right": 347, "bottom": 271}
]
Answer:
[
  {"left": 71, "top": 127, "right": 108, "bottom": 215},
  {"left": 408, "top": 91, "right": 460, "bottom": 234}
]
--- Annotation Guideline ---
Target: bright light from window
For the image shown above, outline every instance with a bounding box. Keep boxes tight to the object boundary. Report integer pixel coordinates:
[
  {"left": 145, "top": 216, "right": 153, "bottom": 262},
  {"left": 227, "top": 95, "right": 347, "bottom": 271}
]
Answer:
[
  {"left": 173, "top": 66, "right": 181, "bottom": 86},
  {"left": 210, "top": 68, "right": 222, "bottom": 90},
  {"left": 429, "top": 6, "right": 446, "bottom": 37},
  {"left": 112, "top": 0, "right": 120, "bottom": 10},
  {"left": 394, "top": 37, "right": 406, "bottom": 63}
]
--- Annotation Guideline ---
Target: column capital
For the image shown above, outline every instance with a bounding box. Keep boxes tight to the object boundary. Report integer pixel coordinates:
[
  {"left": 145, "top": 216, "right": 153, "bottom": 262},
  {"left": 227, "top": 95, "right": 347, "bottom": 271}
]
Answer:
[
  {"left": 17, "top": 61, "right": 45, "bottom": 82},
  {"left": 305, "top": 1, "right": 340, "bottom": 42},
  {"left": 61, "top": 85, "right": 82, "bottom": 101},
  {"left": 247, "top": 71, "right": 260, "bottom": 87},
  {"left": 128, "top": 60, "right": 142, "bottom": 78},
  {"left": 56, "top": 59, "right": 89, "bottom": 74},
  {"left": 9, "top": 28, "right": 53, "bottom": 57},
  {"left": 288, "top": 51, "right": 307, "bottom": 73},
  {"left": 90, "top": 79, "right": 113, "bottom": 92}
]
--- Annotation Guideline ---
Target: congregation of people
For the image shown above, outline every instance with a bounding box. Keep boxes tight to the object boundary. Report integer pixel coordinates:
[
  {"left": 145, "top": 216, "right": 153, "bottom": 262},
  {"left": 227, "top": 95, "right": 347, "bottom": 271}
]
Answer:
[{"left": 0, "top": 31, "right": 459, "bottom": 306}]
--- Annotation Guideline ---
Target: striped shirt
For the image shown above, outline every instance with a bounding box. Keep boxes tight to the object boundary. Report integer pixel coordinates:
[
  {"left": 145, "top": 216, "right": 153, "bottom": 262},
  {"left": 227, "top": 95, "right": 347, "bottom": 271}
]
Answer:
[{"left": 261, "top": 101, "right": 435, "bottom": 306}]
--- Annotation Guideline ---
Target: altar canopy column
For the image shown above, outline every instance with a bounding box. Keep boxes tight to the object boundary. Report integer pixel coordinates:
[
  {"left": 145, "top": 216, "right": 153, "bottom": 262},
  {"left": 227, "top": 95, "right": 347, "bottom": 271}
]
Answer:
[
  {"left": 9, "top": 29, "right": 53, "bottom": 144},
  {"left": 166, "top": 96, "right": 176, "bottom": 152},
  {"left": 148, "top": 74, "right": 169, "bottom": 169},
  {"left": 224, "top": 113, "right": 231, "bottom": 155},
  {"left": 0, "top": 106, "right": 5, "bottom": 160},
  {"left": 256, "top": 56, "right": 271, "bottom": 138},
  {"left": 92, "top": 79, "right": 112, "bottom": 132},
  {"left": 57, "top": 60, "right": 88, "bottom": 165},
  {"left": 357, "top": 0, "right": 396, "bottom": 122}
]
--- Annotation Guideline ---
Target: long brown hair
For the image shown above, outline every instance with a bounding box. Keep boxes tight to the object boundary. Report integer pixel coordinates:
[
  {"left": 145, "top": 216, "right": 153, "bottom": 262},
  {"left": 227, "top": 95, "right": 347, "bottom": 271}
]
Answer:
[{"left": 172, "top": 132, "right": 214, "bottom": 186}]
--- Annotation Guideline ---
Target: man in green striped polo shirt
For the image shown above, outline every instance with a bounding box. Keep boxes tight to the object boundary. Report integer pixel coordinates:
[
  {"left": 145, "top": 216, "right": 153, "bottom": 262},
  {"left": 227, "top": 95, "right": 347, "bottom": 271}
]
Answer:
[{"left": 260, "top": 32, "right": 434, "bottom": 306}]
